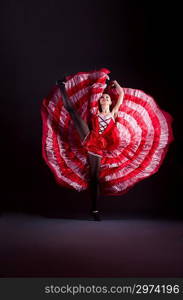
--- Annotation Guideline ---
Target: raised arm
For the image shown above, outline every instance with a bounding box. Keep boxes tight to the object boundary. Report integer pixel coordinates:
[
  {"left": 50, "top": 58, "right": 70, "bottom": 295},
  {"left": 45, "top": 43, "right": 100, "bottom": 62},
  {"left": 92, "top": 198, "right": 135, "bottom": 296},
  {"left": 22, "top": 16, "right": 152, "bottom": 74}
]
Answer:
[{"left": 111, "top": 80, "right": 124, "bottom": 118}]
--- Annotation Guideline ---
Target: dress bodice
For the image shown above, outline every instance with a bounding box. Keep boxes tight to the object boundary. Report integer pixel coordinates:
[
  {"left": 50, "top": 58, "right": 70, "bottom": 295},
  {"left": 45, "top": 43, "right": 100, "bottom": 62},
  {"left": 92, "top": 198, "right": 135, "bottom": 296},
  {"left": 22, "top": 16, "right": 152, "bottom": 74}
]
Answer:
[{"left": 97, "top": 113, "right": 115, "bottom": 134}]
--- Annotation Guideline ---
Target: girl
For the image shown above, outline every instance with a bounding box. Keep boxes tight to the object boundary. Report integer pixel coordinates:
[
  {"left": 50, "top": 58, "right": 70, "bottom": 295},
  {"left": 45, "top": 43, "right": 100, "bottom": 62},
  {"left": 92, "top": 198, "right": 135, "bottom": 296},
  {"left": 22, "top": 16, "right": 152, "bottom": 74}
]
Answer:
[{"left": 58, "top": 79, "right": 124, "bottom": 220}]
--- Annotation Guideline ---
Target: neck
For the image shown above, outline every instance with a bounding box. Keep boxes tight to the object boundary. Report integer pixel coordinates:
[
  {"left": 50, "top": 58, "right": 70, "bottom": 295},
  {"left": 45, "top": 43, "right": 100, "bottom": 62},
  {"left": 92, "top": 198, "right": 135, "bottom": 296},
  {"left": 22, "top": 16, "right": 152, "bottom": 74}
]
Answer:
[{"left": 101, "top": 107, "right": 110, "bottom": 114}]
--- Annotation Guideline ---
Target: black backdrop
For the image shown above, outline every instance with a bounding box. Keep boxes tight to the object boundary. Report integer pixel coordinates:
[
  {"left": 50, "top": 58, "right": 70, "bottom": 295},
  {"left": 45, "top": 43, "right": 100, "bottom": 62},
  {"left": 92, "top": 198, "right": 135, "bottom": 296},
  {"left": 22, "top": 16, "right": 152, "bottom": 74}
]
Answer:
[{"left": 0, "top": 0, "right": 182, "bottom": 217}]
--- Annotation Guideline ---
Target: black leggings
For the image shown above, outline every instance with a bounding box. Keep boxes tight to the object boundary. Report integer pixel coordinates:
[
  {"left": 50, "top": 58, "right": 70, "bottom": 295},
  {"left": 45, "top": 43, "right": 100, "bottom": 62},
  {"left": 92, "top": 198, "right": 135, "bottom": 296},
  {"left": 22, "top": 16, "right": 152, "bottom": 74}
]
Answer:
[{"left": 59, "top": 83, "right": 101, "bottom": 211}]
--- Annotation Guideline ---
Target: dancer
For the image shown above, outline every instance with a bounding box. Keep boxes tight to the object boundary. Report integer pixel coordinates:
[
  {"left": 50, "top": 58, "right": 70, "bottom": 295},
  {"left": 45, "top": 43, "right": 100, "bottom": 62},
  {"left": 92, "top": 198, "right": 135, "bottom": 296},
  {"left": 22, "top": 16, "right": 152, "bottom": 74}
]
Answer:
[
  {"left": 58, "top": 79, "right": 124, "bottom": 220},
  {"left": 41, "top": 68, "right": 174, "bottom": 221}
]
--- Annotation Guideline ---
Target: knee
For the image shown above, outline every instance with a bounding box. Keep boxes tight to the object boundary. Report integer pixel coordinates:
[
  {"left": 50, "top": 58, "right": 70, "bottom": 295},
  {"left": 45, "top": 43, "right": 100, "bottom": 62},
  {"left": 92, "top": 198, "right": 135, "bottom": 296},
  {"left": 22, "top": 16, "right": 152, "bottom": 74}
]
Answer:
[
  {"left": 89, "top": 176, "right": 99, "bottom": 185},
  {"left": 67, "top": 106, "right": 74, "bottom": 113}
]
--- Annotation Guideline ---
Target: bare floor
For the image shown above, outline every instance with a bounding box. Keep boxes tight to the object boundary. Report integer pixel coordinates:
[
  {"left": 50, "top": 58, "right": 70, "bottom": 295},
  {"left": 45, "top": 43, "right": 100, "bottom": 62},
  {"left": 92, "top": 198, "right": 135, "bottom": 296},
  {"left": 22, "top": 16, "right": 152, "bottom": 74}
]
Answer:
[{"left": 0, "top": 212, "right": 183, "bottom": 277}]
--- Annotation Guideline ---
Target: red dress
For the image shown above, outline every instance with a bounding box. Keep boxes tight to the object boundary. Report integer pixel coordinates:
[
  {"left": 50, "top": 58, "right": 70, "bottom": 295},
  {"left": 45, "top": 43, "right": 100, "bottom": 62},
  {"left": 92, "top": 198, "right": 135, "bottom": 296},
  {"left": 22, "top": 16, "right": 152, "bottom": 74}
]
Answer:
[
  {"left": 83, "top": 113, "right": 121, "bottom": 157},
  {"left": 41, "top": 68, "right": 174, "bottom": 195}
]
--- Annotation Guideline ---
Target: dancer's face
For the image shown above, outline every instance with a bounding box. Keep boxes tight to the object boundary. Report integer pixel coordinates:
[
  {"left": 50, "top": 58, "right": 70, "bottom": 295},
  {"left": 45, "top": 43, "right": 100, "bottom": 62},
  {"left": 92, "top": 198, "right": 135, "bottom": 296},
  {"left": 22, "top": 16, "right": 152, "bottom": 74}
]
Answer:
[{"left": 99, "top": 94, "right": 112, "bottom": 109}]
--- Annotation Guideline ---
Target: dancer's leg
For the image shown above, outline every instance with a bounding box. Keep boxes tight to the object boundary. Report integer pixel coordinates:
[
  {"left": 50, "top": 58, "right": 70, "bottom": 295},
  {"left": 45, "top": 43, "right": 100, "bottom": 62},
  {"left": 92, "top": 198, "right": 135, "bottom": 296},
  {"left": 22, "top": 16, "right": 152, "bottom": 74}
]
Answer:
[
  {"left": 58, "top": 82, "right": 89, "bottom": 140},
  {"left": 88, "top": 153, "right": 101, "bottom": 220},
  {"left": 58, "top": 81, "right": 101, "bottom": 220}
]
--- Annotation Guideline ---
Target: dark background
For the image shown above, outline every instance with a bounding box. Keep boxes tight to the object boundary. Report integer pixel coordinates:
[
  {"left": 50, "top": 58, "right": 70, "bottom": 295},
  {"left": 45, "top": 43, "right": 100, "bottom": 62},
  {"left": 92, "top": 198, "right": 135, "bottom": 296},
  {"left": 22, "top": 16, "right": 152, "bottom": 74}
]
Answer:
[{"left": 0, "top": 0, "right": 182, "bottom": 218}]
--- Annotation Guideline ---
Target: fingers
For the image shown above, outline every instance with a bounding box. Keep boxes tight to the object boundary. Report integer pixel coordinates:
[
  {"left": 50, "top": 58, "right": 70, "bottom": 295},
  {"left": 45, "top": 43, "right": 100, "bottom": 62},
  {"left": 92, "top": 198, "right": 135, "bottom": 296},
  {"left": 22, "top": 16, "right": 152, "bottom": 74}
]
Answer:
[{"left": 110, "top": 80, "right": 117, "bottom": 87}]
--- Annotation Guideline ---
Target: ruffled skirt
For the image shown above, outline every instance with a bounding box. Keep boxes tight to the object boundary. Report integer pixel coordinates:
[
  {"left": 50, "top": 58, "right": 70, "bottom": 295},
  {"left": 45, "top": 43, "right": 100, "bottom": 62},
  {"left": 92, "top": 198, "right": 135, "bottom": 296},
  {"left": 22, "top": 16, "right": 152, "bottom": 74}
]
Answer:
[{"left": 41, "top": 68, "right": 174, "bottom": 195}]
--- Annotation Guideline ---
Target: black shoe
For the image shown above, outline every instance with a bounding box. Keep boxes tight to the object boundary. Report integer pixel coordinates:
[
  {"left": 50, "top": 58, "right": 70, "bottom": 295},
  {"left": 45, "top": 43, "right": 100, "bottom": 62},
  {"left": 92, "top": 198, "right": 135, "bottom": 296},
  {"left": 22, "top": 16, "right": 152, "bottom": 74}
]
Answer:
[
  {"left": 56, "top": 75, "right": 67, "bottom": 86},
  {"left": 56, "top": 79, "right": 65, "bottom": 86},
  {"left": 91, "top": 210, "right": 101, "bottom": 221}
]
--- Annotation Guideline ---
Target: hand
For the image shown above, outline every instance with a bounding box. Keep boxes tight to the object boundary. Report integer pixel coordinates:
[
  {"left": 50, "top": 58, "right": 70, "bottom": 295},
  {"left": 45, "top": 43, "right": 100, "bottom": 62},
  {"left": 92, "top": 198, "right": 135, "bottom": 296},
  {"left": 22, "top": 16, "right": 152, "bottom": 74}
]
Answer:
[{"left": 112, "top": 80, "right": 124, "bottom": 95}]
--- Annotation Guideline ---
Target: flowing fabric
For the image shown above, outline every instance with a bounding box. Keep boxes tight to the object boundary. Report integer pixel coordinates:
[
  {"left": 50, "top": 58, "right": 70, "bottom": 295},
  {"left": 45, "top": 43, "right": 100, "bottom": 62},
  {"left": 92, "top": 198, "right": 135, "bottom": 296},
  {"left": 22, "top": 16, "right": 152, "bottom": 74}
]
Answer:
[
  {"left": 82, "top": 113, "right": 121, "bottom": 156},
  {"left": 41, "top": 68, "right": 174, "bottom": 195}
]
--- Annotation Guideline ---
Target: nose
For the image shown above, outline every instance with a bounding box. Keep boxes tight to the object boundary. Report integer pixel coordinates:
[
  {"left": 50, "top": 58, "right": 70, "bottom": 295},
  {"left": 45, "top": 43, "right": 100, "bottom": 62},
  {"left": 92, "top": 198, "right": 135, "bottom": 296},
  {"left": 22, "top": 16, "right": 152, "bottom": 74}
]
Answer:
[{"left": 101, "top": 99, "right": 107, "bottom": 103}]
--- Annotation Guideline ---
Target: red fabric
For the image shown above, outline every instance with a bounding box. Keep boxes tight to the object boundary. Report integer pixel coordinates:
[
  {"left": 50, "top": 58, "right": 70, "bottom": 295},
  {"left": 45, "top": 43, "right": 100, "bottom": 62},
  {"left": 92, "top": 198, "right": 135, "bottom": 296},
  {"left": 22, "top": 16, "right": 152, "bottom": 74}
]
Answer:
[
  {"left": 41, "top": 68, "right": 174, "bottom": 195},
  {"left": 83, "top": 114, "right": 120, "bottom": 156}
]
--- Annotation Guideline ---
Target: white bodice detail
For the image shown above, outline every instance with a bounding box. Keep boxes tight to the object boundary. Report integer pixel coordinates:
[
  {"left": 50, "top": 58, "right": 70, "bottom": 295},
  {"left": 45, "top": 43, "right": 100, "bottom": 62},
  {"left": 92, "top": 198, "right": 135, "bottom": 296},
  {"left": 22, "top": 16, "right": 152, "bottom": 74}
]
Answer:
[{"left": 98, "top": 113, "right": 114, "bottom": 134}]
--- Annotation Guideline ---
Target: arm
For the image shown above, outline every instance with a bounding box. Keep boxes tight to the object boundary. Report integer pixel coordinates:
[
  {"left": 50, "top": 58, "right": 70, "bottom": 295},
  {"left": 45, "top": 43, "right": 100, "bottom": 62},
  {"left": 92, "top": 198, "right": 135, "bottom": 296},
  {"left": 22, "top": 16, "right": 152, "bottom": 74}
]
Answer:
[{"left": 111, "top": 80, "right": 124, "bottom": 117}]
